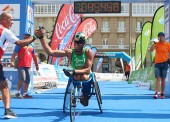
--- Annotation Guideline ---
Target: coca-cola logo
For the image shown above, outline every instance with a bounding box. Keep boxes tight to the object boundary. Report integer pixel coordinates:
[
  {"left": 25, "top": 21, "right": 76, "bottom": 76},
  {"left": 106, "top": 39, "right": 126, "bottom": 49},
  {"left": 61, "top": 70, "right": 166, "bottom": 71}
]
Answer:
[
  {"left": 83, "top": 20, "right": 97, "bottom": 37},
  {"left": 54, "top": 5, "right": 82, "bottom": 40}
]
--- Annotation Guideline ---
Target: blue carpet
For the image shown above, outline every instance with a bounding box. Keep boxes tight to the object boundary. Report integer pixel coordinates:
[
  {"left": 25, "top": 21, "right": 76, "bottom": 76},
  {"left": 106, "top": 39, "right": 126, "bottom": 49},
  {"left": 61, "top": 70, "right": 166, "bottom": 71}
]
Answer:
[{"left": 0, "top": 81, "right": 170, "bottom": 122}]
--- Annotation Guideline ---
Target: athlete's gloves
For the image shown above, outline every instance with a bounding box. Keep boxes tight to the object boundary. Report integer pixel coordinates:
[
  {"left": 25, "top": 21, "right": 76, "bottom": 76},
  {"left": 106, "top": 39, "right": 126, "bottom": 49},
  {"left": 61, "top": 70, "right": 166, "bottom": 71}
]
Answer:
[{"left": 63, "top": 69, "right": 75, "bottom": 77}]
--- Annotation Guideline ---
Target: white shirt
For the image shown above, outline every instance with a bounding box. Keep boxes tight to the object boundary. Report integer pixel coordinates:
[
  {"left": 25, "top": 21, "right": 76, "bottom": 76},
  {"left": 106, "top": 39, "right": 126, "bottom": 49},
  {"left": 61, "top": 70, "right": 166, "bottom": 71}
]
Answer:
[{"left": 0, "top": 27, "right": 19, "bottom": 51}]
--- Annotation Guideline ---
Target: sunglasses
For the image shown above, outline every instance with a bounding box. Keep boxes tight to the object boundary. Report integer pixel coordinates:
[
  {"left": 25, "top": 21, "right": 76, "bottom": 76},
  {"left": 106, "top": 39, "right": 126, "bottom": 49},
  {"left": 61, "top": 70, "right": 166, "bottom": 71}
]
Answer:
[{"left": 74, "top": 41, "right": 84, "bottom": 44}]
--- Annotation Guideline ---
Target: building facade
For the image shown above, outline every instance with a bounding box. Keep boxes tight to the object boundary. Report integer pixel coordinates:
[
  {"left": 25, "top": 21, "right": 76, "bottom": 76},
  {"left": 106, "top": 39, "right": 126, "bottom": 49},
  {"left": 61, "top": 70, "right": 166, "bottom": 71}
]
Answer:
[{"left": 34, "top": 3, "right": 163, "bottom": 72}]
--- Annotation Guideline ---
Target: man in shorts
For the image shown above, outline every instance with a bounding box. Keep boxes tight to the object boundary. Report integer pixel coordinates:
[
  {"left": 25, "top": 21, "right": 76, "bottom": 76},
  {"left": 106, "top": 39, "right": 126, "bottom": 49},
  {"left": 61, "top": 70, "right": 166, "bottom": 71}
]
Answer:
[
  {"left": 0, "top": 12, "right": 43, "bottom": 118},
  {"left": 150, "top": 32, "right": 170, "bottom": 99}
]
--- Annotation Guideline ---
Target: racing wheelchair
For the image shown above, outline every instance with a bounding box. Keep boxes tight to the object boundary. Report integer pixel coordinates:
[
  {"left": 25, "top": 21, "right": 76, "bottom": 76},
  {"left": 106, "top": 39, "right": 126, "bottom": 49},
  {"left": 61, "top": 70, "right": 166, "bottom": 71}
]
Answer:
[{"left": 62, "top": 69, "right": 102, "bottom": 122}]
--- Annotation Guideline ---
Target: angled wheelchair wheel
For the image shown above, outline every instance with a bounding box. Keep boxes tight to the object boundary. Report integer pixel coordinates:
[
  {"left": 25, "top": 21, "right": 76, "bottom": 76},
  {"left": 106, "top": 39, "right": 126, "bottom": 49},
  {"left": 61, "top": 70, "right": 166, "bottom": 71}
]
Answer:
[
  {"left": 94, "top": 79, "right": 103, "bottom": 113},
  {"left": 96, "top": 81, "right": 102, "bottom": 104},
  {"left": 70, "top": 87, "right": 76, "bottom": 122},
  {"left": 63, "top": 82, "right": 71, "bottom": 113}
]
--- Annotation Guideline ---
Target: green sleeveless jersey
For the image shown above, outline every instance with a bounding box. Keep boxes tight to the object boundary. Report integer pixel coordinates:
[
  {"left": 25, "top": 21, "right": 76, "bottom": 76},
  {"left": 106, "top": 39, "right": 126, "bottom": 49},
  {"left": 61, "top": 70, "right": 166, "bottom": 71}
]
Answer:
[{"left": 70, "top": 48, "right": 87, "bottom": 69}]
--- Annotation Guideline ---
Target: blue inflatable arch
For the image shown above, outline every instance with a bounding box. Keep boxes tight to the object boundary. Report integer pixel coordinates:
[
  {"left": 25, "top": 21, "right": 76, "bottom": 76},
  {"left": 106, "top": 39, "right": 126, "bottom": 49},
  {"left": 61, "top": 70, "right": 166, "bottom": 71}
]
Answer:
[{"left": 101, "top": 52, "right": 131, "bottom": 63}]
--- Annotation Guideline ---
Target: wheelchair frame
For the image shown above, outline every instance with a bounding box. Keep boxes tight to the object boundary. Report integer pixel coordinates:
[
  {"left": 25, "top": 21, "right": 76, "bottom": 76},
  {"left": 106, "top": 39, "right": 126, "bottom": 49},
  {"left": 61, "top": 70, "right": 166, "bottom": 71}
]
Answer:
[{"left": 63, "top": 72, "right": 102, "bottom": 122}]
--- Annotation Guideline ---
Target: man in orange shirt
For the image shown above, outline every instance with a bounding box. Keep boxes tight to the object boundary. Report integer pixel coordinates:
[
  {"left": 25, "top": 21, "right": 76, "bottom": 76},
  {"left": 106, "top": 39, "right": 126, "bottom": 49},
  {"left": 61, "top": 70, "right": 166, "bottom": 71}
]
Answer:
[
  {"left": 125, "top": 63, "right": 131, "bottom": 80},
  {"left": 150, "top": 32, "right": 170, "bottom": 99}
]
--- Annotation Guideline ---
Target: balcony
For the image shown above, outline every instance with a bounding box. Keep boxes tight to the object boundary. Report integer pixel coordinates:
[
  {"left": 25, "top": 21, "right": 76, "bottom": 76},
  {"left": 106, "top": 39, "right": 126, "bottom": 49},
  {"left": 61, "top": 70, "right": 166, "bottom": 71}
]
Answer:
[
  {"left": 92, "top": 45, "right": 135, "bottom": 50},
  {"left": 101, "top": 28, "right": 110, "bottom": 33},
  {"left": 35, "top": 44, "right": 135, "bottom": 50},
  {"left": 34, "top": 4, "right": 61, "bottom": 17},
  {"left": 117, "top": 28, "right": 126, "bottom": 33}
]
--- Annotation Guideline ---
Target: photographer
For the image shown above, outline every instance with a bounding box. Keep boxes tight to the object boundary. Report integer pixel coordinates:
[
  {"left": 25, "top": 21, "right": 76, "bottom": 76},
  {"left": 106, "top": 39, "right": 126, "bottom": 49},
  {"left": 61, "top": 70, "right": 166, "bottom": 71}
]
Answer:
[{"left": 150, "top": 32, "right": 170, "bottom": 99}]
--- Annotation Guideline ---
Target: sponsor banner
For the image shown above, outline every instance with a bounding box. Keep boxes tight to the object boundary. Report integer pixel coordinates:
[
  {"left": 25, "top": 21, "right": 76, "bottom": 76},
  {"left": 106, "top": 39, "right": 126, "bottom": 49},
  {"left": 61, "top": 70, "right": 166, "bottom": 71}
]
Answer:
[
  {"left": 164, "top": 1, "right": 170, "bottom": 96},
  {"left": 49, "top": 4, "right": 83, "bottom": 64},
  {"left": 103, "top": 52, "right": 131, "bottom": 63},
  {"left": 71, "top": 18, "right": 97, "bottom": 48},
  {"left": 56, "top": 19, "right": 81, "bottom": 65},
  {"left": 54, "top": 65, "right": 69, "bottom": 82},
  {"left": 59, "top": 19, "right": 81, "bottom": 51},
  {"left": 75, "top": 18, "right": 97, "bottom": 38},
  {"left": 33, "top": 63, "right": 58, "bottom": 86},
  {"left": 141, "top": 21, "right": 152, "bottom": 68},
  {"left": 128, "top": 66, "right": 156, "bottom": 90},
  {"left": 95, "top": 73, "right": 124, "bottom": 81},
  {"left": 96, "top": 57, "right": 103, "bottom": 72},
  {"left": 150, "top": 6, "right": 164, "bottom": 63},
  {"left": 0, "top": 4, "right": 20, "bottom": 19},
  {"left": 3, "top": 68, "right": 18, "bottom": 90},
  {"left": 135, "top": 34, "right": 141, "bottom": 70},
  {"left": 0, "top": 0, "right": 34, "bottom": 93}
]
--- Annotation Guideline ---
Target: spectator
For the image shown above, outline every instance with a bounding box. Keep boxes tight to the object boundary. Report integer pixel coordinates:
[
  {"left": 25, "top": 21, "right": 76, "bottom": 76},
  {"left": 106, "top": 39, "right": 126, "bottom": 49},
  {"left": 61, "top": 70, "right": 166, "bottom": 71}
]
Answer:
[
  {"left": 10, "top": 33, "right": 39, "bottom": 99},
  {"left": 150, "top": 32, "right": 170, "bottom": 99},
  {"left": 125, "top": 63, "right": 131, "bottom": 80}
]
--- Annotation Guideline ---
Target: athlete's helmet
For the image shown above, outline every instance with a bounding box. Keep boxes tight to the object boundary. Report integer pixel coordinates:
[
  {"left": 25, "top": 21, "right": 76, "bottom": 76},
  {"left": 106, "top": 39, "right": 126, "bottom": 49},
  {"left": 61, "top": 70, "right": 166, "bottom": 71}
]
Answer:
[{"left": 74, "top": 32, "right": 86, "bottom": 43}]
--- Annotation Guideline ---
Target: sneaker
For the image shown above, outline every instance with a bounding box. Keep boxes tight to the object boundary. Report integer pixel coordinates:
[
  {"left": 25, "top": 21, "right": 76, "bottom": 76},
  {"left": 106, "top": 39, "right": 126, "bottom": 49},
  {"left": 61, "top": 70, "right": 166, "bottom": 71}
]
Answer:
[
  {"left": 15, "top": 93, "right": 23, "bottom": 99},
  {"left": 23, "top": 94, "right": 32, "bottom": 98},
  {"left": 153, "top": 93, "right": 158, "bottom": 99},
  {"left": 160, "top": 93, "right": 165, "bottom": 99},
  {"left": 4, "top": 109, "right": 17, "bottom": 119}
]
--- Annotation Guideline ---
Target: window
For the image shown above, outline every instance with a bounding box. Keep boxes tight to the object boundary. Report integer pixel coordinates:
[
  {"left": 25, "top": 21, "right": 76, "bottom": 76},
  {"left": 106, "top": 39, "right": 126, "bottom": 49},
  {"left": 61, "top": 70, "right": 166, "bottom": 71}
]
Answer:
[
  {"left": 137, "top": 4, "right": 140, "bottom": 14},
  {"left": 118, "top": 21, "right": 124, "bottom": 28},
  {"left": 52, "top": 5, "right": 56, "bottom": 14},
  {"left": 102, "top": 21, "right": 109, "bottom": 28},
  {"left": 118, "top": 38, "right": 125, "bottom": 45},
  {"left": 136, "top": 22, "right": 142, "bottom": 31},
  {"left": 48, "top": 5, "right": 52, "bottom": 13},
  {"left": 118, "top": 21, "right": 125, "bottom": 29},
  {"left": 102, "top": 38, "right": 108, "bottom": 45}
]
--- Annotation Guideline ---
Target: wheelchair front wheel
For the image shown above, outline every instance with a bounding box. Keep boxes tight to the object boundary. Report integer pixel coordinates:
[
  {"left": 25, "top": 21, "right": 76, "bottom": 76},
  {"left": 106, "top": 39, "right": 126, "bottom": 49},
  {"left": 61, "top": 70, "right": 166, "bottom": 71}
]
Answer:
[
  {"left": 63, "top": 82, "right": 71, "bottom": 113},
  {"left": 94, "top": 80, "right": 103, "bottom": 113},
  {"left": 70, "top": 87, "right": 76, "bottom": 122},
  {"left": 96, "top": 81, "right": 102, "bottom": 104}
]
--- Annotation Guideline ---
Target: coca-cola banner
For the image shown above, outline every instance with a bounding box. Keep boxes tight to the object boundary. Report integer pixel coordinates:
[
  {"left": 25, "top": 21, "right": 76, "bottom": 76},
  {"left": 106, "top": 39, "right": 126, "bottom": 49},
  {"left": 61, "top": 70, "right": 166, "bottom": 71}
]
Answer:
[
  {"left": 57, "top": 20, "right": 81, "bottom": 65},
  {"left": 48, "top": 4, "right": 82, "bottom": 64},
  {"left": 71, "top": 17, "right": 97, "bottom": 48},
  {"left": 76, "top": 17, "right": 97, "bottom": 38}
]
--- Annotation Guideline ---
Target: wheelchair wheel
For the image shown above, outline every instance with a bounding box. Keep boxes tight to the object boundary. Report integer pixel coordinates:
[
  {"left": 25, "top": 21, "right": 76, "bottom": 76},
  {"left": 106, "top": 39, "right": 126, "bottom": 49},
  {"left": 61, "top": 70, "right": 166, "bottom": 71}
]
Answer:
[
  {"left": 96, "top": 81, "right": 102, "bottom": 104},
  {"left": 70, "top": 87, "right": 76, "bottom": 122},
  {"left": 63, "top": 82, "right": 71, "bottom": 113},
  {"left": 94, "top": 80, "right": 103, "bottom": 113}
]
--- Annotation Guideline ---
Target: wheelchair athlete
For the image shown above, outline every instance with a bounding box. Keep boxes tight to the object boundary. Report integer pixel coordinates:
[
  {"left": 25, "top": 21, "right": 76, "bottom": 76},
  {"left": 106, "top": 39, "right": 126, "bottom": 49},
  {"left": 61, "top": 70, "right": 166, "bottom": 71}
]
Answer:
[{"left": 39, "top": 32, "right": 93, "bottom": 106}]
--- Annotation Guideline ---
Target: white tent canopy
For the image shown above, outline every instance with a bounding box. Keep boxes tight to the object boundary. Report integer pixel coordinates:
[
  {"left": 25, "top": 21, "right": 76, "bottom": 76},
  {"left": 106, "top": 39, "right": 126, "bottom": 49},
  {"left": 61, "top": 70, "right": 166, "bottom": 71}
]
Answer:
[{"left": 31, "top": 0, "right": 165, "bottom": 4}]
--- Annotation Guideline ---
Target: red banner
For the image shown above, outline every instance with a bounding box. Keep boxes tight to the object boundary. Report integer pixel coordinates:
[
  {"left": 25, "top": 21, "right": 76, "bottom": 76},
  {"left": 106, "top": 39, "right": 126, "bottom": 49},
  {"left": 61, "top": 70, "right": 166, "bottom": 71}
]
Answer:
[
  {"left": 48, "top": 4, "right": 83, "bottom": 64},
  {"left": 76, "top": 17, "right": 97, "bottom": 38},
  {"left": 71, "top": 17, "right": 98, "bottom": 48}
]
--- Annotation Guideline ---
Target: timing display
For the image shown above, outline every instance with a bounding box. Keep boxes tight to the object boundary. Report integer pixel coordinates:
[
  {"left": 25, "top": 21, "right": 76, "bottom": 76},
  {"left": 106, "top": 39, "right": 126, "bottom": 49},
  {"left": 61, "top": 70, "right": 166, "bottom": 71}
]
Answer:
[{"left": 74, "top": 1, "right": 121, "bottom": 13}]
